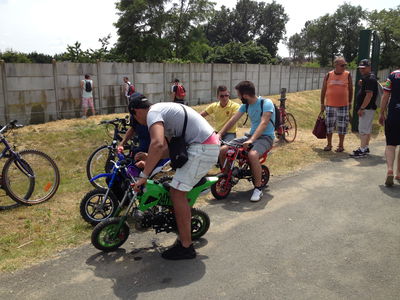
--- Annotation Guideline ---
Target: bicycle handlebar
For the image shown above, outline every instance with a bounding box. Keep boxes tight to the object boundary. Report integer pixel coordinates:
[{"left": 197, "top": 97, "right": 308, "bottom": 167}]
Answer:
[{"left": 0, "top": 120, "right": 24, "bottom": 134}]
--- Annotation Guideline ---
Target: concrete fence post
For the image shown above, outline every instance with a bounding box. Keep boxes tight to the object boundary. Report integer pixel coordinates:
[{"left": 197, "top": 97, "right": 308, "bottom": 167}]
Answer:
[
  {"left": 268, "top": 64, "right": 272, "bottom": 95},
  {"left": 257, "top": 63, "right": 261, "bottom": 95},
  {"left": 51, "top": 59, "right": 60, "bottom": 119},
  {"left": 279, "top": 64, "right": 283, "bottom": 93},
  {"left": 288, "top": 66, "right": 291, "bottom": 92},
  {"left": 304, "top": 67, "right": 308, "bottom": 90},
  {"left": 0, "top": 60, "right": 9, "bottom": 123},
  {"left": 163, "top": 62, "right": 167, "bottom": 102},
  {"left": 311, "top": 68, "right": 315, "bottom": 90},
  {"left": 210, "top": 63, "right": 214, "bottom": 102},
  {"left": 189, "top": 63, "right": 192, "bottom": 105},
  {"left": 96, "top": 60, "right": 103, "bottom": 114},
  {"left": 245, "top": 63, "right": 248, "bottom": 81},
  {"left": 229, "top": 63, "right": 233, "bottom": 95},
  {"left": 132, "top": 59, "right": 136, "bottom": 85},
  {"left": 297, "top": 67, "right": 300, "bottom": 92}
]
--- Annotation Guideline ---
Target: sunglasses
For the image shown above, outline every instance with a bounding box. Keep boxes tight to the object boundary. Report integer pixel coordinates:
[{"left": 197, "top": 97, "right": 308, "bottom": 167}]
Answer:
[
  {"left": 219, "top": 94, "right": 229, "bottom": 98},
  {"left": 339, "top": 64, "right": 347, "bottom": 67}
]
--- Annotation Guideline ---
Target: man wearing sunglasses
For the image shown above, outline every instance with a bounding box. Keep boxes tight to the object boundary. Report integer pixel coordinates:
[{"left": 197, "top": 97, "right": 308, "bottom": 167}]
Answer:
[
  {"left": 320, "top": 56, "right": 353, "bottom": 153},
  {"left": 200, "top": 85, "right": 240, "bottom": 142}
]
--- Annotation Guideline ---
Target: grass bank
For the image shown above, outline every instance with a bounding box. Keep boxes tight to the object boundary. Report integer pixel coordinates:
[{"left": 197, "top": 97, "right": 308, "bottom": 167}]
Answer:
[{"left": 0, "top": 89, "right": 384, "bottom": 272}]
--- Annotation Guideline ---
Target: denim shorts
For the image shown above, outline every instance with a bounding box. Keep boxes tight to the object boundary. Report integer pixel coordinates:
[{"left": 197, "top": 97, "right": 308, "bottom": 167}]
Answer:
[{"left": 170, "top": 143, "right": 219, "bottom": 192}]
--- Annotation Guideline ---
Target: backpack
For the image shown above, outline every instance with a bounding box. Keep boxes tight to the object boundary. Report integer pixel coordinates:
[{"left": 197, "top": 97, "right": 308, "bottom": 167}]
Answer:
[
  {"left": 176, "top": 85, "right": 186, "bottom": 99},
  {"left": 243, "top": 99, "right": 280, "bottom": 131},
  {"left": 127, "top": 83, "right": 135, "bottom": 96},
  {"left": 84, "top": 80, "right": 92, "bottom": 92}
]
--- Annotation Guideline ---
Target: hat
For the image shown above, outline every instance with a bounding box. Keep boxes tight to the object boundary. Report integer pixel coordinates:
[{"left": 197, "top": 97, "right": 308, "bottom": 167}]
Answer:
[
  {"left": 128, "top": 93, "right": 149, "bottom": 110},
  {"left": 358, "top": 59, "right": 371, "bottom": 68}
]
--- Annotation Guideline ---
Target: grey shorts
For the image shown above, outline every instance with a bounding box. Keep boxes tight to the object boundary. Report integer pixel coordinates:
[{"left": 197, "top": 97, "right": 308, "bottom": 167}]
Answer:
[
  {"left": 358, "top": 109, "right": 375, "bottom": 134},
  {"left": 170, "top": 143, "right": 219, "bottom": 192},
  {"left": 231, "top": 135, "right": 273, "bottom": 156}
]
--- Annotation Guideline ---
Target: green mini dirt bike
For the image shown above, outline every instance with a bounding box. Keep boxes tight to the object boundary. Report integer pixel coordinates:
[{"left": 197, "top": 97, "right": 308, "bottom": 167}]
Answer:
[{"left": 91, "top": 176, "right": 218, "bottom": 252}]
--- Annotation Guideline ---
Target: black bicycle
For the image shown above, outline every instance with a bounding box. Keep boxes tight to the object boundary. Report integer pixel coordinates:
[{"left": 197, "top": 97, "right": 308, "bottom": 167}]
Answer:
[
  {"left": 86, "top": 117, "right": 138, "bottom": 189},
  {"left": 0, "top": 120, "right": 60, "bottom": 210}
]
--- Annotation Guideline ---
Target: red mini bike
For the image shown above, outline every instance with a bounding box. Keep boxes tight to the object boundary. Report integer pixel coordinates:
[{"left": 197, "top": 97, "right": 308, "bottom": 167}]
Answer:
[{"left": 211, "top": 141, "right": 271, "bottom": 199}]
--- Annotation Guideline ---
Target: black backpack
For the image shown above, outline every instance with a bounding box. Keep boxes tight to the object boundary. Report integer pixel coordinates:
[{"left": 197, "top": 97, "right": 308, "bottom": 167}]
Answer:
[
  {"left": 243, "top": 99, "right": 280, "bottom": 131},
  {"left": 85, "top": 80, "right": 92, "bottom": 92}
]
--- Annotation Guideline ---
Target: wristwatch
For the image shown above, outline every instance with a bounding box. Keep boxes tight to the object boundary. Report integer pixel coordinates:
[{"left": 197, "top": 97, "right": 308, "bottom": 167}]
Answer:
[{"left": 139, "top": 171, "right": 148, "bottom": 179}]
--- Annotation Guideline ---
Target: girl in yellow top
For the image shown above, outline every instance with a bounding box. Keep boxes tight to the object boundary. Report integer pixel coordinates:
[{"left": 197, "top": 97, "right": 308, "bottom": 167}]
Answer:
[{"left": 200, "top": 85, "right": 240, "bottom": 141}]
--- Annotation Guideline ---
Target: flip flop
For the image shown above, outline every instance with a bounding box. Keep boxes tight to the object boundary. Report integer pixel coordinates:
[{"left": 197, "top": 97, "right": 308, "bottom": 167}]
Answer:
[
  {"left": 323, "top": 145, "right": 332, "bottom": 151},
  {"left": 395, "top": 176, "right": 400, "bottom": 182},
  {"left": 335, "top": 146, "right": 345, "bottom": 153}
]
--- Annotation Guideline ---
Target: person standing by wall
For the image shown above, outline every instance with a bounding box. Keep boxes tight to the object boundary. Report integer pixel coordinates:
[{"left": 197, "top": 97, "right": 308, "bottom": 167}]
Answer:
[
  {"left": 170, "top": 79, "right": 186, "bottom": 104},
  {"left": 200, "top": 85, "right": 240, "bottom": 142},
  {"left": 379, "top": 69, "right": 400, "bottom": 186},
  {"left": 320, "top": 57, "right": 353, "bottom": 152},
  {"left": 80, "top": 74, "right": 95, "bottom": 118},
  {"left": 123, "top": 77, "right": 135, "bottom": 105},
  {"left": 350, "top": 59, "right": 378, "bottom": 158}
]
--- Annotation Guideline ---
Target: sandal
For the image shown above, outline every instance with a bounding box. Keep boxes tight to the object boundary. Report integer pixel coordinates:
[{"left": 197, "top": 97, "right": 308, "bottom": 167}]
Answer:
[
  {"left": 395, "top": 175, "right": 400, "bottom": 182},
  {"left": 335, "top": 146, "right": 345, "bottom": 153},
  {"left": 323, "top": 145, "right": 332, "bottom": 151},
  {"left": 385, "top": 172, "right": 394, "bottom": 187}
]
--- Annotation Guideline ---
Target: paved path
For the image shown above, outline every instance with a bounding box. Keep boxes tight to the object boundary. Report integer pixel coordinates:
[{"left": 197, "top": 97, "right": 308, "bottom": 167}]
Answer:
[{"left": 1, "top": 142, "right": 399, "bottom": 300}]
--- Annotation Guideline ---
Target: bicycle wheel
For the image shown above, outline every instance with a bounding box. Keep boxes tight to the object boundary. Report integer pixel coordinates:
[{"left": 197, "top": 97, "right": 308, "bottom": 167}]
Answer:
[
  {"left": 282, "top": 112, "right": 297, "bottom": 143},
  {"left": 86, "top": 145, "right": 116, "bottom": 188},
  {"left": 2, "top": 150, "right": 60, "bottom": 205}
]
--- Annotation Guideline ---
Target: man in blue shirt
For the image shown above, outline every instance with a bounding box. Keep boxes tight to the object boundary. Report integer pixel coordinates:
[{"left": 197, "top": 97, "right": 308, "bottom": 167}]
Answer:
[{"left": 218, "top": 81, "right": 275, "bottom": 202}]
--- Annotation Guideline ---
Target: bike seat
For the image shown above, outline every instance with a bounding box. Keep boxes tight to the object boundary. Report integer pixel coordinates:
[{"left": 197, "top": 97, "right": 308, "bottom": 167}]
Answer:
[
  {"left": 162, "top": 182, "right": 171, "bottom": 191},
  {"left": 193, "top": 177, "right": 207, "bottom": 188}
]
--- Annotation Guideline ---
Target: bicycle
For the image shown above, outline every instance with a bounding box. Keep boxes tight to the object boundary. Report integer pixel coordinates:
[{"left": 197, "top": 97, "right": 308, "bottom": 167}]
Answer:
[
  {"left": 211, "top": 140, "right": 271, "bottom": 199},
  {"left": 275, "top": 88, "right": 297, "bottom": 143},
  {"left": 86, "top": 117, "right": 137, "bottom": 189},
  {"left": 0, "top": 120, "right": 60, "bottom": 209}
]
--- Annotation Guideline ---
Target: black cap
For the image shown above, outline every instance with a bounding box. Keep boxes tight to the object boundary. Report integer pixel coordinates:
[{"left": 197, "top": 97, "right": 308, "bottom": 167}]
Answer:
[
  {"left": 128, "top": 93, "right": 149, "bottom": 110},
  {"left": 358, "top": 59, "right": 371, "bottom": 68}
]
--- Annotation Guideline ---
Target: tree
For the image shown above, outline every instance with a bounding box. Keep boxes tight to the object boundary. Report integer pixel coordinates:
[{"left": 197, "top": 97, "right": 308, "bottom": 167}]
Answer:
[
  {"left": 114, "top": 0, "right": 171, "bottom": 62},
  {"left": 334, "top": 3, "right": 366, "bottom": 63},
  {"left": 0, "top": 50, "right": 31, "bottom": 63},
  {"left": 369, "top": 6, "right": 400, "bottom": 68},
  {"left": 256, "top": 1, "right": 288, "bottom": 57},
  {"left": 204, "top": 6, "right": 235, "bottom": 47},
  {"left": 165, "top": 0, "right": 215, "bottom": 58}
]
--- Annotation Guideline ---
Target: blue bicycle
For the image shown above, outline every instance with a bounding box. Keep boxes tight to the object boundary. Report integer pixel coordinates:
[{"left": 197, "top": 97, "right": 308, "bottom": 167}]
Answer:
[{"left": 80, "top": 153, "right": 171, "bottom": 225}]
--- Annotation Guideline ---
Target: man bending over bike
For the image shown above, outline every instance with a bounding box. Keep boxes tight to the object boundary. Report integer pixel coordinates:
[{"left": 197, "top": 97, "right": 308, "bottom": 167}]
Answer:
[
  {"left": 218, "top": 80, "right": 275, "bottom": 202},
  {"left": 130, "top": 94, "right": 219, "bottom": 260}
]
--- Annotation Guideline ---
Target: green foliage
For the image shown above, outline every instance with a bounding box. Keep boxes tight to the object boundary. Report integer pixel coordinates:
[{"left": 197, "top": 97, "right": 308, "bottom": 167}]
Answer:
[
  {"left": 206, "top": 41, "right": 272, "bottom": 64},
  {"left": 0, "top": 50, "right": 31, "bottom": 63},
  {"left": 288, "top": 3, "right": 366, "bottom": 67},
  {"left": 368, "top": 6, "right": 400, "bottom": 68}
]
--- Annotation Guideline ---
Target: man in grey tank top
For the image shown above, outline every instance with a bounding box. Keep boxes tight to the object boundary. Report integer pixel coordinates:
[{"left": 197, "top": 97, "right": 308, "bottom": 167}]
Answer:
[{"left": 129, "top": 94, "right": 220, "bottom": 260}]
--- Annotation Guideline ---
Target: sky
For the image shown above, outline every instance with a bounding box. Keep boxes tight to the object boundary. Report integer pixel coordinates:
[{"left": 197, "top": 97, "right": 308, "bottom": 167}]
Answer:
[{"left": 0, "top": 0, "right": 396, "bottom": 58}]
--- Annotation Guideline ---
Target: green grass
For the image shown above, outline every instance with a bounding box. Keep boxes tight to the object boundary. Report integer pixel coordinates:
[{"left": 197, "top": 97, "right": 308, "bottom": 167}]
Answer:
[{"left": 0, "top": 90, "right": 385, "bottom": 272}]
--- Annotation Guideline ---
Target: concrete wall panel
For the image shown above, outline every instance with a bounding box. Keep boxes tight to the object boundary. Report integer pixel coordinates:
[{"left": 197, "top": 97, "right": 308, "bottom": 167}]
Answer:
[{"left": 5, "top": 63, "right": 53, "bottom": 77}]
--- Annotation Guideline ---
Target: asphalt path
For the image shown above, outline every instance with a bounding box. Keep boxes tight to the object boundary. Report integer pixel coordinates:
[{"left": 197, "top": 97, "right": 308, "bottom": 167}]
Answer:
[{"left": 1, "top": 142, "right": 399, "bottom": 300}]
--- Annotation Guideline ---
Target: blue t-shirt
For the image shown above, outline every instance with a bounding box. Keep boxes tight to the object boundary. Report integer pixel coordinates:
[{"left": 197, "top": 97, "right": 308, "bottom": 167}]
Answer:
[
  {"left": 130, "top": 116, "right": 150, "bottom": 152},
  {"left": 239, "top": 96, "right": 275, "bottom": 139}
]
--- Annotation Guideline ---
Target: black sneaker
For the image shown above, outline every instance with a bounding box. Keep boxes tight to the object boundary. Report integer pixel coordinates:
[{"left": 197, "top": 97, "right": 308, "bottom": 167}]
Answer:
[
  {"left": 350, "top": 148, "right": 367, "bottom": 158},
  {"left": 161, "top": 242, "right": 196, "bottom": 260},
  {"left": 365, "top": 147, "right": 370, "bottom": 153}
]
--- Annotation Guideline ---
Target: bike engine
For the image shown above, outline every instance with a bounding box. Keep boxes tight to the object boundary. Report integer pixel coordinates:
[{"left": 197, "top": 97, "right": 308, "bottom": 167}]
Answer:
[{"left": 152, "top": 211, "right": 177, "bottom": 234}]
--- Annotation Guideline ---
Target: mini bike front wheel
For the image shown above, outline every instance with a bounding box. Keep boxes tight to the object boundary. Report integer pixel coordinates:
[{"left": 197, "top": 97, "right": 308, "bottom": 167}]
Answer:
[
  {"left": 191, "top": 208, "right": 210, "bottom": 240},
  {"left": 80, "top": 188, "right": 119, "bottom": 226},
  {"left": 91, "top": 217, "right": 130, "bottom": 252}
]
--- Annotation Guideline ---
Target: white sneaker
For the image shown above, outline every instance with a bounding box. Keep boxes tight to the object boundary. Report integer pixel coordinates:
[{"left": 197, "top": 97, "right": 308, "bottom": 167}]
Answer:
[{"left": 250, "top": 188, "right": 263, "bottom": 202}]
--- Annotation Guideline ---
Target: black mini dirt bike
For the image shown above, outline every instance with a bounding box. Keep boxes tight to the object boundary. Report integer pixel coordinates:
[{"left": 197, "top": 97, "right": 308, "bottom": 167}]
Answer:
[{"left": 91, "top": 176, "right": 218, "bottom": 252}]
